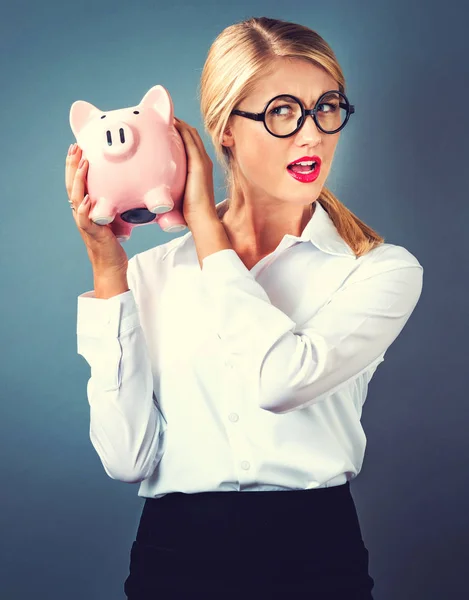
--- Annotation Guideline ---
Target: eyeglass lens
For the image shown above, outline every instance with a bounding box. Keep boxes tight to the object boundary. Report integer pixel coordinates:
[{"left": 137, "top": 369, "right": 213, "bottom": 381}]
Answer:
[{"left": 265, "top": 93, "right": 348, "bottom": 136}]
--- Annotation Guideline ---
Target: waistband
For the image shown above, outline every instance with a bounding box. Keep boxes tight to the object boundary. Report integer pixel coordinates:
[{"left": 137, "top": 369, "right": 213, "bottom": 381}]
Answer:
[{"left": 141, "top": 481, "right": 351, "bottom": 512}]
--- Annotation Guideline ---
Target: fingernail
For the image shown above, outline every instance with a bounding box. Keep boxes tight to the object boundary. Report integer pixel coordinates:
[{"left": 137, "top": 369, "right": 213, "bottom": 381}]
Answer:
[
  {"left": 82, "top": 194, "right": 90, "bottom": 204},
  {"left": 78, "top": 158, "right": 85, "bottom": 169},
  {"left": 68, "top": 144, "right": 73, "bottom": 155}
]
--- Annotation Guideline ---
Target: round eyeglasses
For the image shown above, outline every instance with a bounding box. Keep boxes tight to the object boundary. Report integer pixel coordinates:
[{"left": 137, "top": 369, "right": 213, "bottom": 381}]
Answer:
[{"left": 230, "top": 90, "right": 355, "bottom": 137}]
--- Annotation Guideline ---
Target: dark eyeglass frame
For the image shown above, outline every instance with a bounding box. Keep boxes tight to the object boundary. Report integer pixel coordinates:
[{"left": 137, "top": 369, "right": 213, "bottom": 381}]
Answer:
[{"left": 230, "top": 90, "right": 355, "bottom": 137}]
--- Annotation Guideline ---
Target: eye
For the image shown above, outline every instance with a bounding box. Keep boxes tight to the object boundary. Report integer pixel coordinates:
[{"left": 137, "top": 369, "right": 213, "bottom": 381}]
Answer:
[
  {"left": 318, "top": 102, "right": 338, "bottom": 113},
  {"left": 269, "top": 105, "right": 293, "bottom": 116}
]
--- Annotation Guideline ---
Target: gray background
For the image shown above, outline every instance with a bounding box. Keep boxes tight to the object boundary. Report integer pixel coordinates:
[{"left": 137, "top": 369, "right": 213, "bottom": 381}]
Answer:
[{"left": 1, "top": 0, "right": 467, "bottom": 598}]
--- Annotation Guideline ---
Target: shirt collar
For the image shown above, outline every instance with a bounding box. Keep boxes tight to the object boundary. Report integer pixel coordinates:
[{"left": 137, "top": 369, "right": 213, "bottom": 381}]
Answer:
[{"left": 162, "top": 198, "right": 356, "bottom": 261}]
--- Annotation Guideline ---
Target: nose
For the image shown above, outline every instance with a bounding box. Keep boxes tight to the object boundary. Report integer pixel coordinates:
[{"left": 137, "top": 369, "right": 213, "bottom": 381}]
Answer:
[
  {"left": 294, "top": 114, "right": 322, "bottom": 144},
  {"left": 102, "top": 121, "right": 138, "bottom": 160}
]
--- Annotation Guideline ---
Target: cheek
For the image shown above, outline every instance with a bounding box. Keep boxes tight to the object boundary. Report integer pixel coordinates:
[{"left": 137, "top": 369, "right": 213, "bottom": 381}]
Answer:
[{"left": 237, "top": 137, "right": 285, "bottom": 184}]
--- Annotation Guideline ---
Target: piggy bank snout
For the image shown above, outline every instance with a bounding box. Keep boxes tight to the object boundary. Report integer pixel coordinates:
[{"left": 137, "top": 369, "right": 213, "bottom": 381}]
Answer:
[{"left": 101, "top": 121, "right": 138, "bottom": 160}]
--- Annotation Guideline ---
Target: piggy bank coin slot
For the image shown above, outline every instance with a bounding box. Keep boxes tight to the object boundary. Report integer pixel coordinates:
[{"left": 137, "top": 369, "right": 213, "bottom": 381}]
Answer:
[{"left": 121, "top": 208, "right": 157, "bottom": 224}]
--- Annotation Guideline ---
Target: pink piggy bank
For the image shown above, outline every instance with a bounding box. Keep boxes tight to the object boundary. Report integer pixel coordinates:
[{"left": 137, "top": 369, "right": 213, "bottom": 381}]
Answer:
[{"left": 69, "top": 85, "right": 188, "bottom": 242}]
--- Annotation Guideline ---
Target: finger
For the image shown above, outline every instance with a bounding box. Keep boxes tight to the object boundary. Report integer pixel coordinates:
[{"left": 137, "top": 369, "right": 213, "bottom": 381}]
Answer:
[
  {"left": 65, "top": 144, "right": 74, "bottom": 198},
  {"left": 173, "top": 117, "right": 193, "bottom": 134},
  {"left": 177, "top": 125, "right": 199, "bottom": 169},
  {"left": 70, "top": 154, "right": 89, "bottom": 215},
  {"left": 176, "top": 121, "right": 200, "bottom": 151},
  {"left": 69, "top": 158, "right": 110, "bottom": 238},
  {"left": 65, "top": 143, "right": 82, "bottom": 201},
  {"left": 74, "top": 191, "right": 103, "bottom": 237},
  {"left": 75, "top": 193, "right": 94, "bottom": 230},
  {"left": 180, "top": 122, "right": 212, "bottom": 162},
  {"left": 174, "top": 117, "right": 195, "bottom": 134}
]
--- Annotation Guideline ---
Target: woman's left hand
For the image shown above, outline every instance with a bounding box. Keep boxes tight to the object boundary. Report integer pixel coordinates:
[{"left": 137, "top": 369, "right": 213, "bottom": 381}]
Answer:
[{"left": 173, "top": 117, "right": 219, "bottom": 229}]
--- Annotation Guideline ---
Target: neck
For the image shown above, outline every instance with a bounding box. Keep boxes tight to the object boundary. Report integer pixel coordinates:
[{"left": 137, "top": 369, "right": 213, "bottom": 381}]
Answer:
[{"left": 220, "top": 196, "right": 315, "bottom": 257}]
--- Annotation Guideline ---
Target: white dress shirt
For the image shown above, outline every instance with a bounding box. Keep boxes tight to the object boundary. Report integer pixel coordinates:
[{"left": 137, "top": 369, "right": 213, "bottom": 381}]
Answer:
[{"left": 76, "top": 199, "right": 423, "bottom": 498}]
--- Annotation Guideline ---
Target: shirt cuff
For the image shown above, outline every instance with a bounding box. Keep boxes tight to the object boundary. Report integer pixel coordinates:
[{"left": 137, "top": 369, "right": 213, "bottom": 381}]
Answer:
[
  {"left": 77, "top": 289, "right": 141, "bottom": 338},
  {"left": 202, "top": 249, "right": 249, "bottom": 281},
  {"left": 201, "top": 248, "right": 296, "bottom": 351}
]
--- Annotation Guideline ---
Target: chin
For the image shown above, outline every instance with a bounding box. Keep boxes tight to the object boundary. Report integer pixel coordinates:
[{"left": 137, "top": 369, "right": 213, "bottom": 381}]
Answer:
[{"left": 284, "top": 178, "right": 321, "bottom": 198}]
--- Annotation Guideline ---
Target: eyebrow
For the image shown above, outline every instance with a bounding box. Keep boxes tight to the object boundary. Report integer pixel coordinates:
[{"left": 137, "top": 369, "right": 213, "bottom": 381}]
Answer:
[{"left": 268, "top": 90, "right": 339, "bottom": 105}]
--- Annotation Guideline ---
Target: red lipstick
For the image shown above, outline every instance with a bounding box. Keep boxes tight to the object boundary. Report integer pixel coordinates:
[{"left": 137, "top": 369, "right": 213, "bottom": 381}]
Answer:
[{"left": 287, "top": 155, "right": 321, "bottom": 183}]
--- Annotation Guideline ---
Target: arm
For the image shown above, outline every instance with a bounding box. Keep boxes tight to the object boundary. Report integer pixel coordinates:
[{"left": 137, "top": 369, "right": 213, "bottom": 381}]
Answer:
[
  {"left": 77, "top": 255, "right": 166, "bottom": 483},
  {"left": 200, "top": 245, "right": 424, "bottom": 414},
  {"left": 93, "top": 269, "right": 129, "bottom": 299}
]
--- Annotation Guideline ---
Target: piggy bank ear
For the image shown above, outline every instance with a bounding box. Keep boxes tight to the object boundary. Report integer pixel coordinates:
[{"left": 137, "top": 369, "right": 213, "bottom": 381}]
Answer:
[
  {"left": 70, "top": 101, "right": 102, "bottom": 136},
  {"left": 140, "top": 85, "right": 174, "bottom": 125}
]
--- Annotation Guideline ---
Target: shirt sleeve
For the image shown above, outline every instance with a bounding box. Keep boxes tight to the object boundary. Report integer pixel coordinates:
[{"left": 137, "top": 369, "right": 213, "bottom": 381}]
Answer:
[
  {"left": 201, "top": 247, "right": 424, "bottom": 414},
  {"left": 76, "top": 255, "right": 166, "bottom": 483}
]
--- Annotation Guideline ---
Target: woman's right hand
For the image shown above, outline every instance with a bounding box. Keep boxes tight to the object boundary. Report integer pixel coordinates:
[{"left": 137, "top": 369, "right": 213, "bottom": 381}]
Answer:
[{"left": 65, "top": 143, "right": 128, "bottom": 275}]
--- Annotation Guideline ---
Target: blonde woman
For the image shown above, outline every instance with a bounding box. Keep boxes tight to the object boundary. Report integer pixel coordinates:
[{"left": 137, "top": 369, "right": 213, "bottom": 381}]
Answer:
[{"left": 66, "top": 16, "right": 423, "bottom": 600}]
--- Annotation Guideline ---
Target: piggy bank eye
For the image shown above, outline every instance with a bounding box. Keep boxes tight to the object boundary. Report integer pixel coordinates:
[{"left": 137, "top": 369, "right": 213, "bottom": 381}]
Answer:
[
  {"left": 133, "top": 111, "right": 139, "bottom": 115},
  {"left": 101, "top": 115, "right": 106, "bottom": 119}
]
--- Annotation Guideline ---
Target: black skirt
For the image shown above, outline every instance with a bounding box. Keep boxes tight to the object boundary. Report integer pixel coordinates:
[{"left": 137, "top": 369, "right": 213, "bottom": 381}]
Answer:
[{"left": 124, "top": 481, "right": 375, "bottom": 599}]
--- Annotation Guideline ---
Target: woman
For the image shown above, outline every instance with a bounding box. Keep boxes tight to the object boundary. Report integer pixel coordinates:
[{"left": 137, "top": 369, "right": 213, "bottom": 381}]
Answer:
[{"left": 65, "top": 16, "right": 423, "bottom": 599}]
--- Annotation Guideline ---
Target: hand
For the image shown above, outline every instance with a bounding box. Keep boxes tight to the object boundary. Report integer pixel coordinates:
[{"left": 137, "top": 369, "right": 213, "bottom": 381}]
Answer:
[
  {"left": 65, "top": 143, "right": 128, "bottom": 275},
  {"left": 173, "top": 117, "right": 219, "bottom": 228}
]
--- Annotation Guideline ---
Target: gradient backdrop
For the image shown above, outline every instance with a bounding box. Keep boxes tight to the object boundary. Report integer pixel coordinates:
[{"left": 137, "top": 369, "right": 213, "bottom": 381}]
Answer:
[{"left": 1, "top": 0, "right": 467, "bottom": 598}]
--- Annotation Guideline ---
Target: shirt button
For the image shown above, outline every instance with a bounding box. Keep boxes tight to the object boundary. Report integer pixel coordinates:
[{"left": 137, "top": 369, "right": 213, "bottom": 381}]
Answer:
[
  {"left": 241, "top": 461, "right": 250, "bottom": 470},
  {"left": 228, "top": 413, "right": 239, "bottom": 422}
]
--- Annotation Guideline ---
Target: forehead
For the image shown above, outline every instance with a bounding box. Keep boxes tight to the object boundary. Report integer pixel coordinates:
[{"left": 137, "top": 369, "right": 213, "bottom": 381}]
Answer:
[{"left": 249, "top": 58, "right": 338, "bottom": 106}]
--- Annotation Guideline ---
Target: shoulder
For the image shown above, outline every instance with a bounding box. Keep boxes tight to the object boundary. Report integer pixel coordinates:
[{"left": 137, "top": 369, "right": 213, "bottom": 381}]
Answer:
[
  {"left": 343, "top": 241, "right": 424, "bottom": 295},
  {"left": 363, "top": 242, "right": 423, "bottom": 270}
]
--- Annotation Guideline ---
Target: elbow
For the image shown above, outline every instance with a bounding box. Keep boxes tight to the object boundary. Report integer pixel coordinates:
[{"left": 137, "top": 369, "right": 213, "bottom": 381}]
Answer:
[
  {"left": 101, "top": 430, "right": 166, "bottom": 483},
  {"left": 90, "top": 400, "right": 166, "bottom": 484},
  {"left": 117, "top": 472, "right": 147, "bottom": 484},
  {"left": 259, "top": 392, "right": 320, "bottom": 415},
  {"left": 108, "top": 471, "right": 143, "bottom": 484},
  {"left": 259, "top": 398, "right": 290, "bottom": 415},
  {"left": 92, "top": 435, "right": 162, "bottom": 483},
  {"left": 258, "top": 387, "right": 293, "bottom": 414},
  {"left": 258, "top": 381, "right": 324, "bottom": 415},
  {"left": 258, "top": 338, "right": 328, "bottom": 414},
  {"left": 90, "top": 438, "right": 152, "bottom": 483},
  {"left": 103, "top": 458, "right": 158, "bottom": 484},
  {"left": 257, "top": 364, "right": 304, "bottom": 413}
]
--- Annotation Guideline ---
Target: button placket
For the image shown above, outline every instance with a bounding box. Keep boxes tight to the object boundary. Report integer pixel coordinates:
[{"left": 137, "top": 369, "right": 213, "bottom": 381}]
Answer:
[{"left": 218, "top": 348, "right": 253, "bottom": 478}]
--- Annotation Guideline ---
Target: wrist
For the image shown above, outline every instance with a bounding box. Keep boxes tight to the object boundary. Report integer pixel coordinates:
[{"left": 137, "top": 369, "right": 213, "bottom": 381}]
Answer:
[
  {"left": 189, "top": 212, "right": 232, "bottom": 269},
  {"left": 93, "top": 270, "right": 129, "bottom": 299},
  {"left": 89, "top": 251, "right": 128, "bottom": 279},
  {"left": 186, "top": 209, "right": 220, "bottom": 229}
]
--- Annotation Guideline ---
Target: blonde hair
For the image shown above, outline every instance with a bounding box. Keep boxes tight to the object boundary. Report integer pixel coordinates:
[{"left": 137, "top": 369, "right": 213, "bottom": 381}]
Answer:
[{"left": 198, "top": 16, "right": 385, "bottom": 258}]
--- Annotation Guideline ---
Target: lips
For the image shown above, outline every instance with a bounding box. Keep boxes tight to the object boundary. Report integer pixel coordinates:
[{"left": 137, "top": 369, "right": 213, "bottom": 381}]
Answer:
[
  {"left": 287, "top": 155, "right": 322, "bottom": 169},
  {"left": 287, "top": 155, "right": 322, "bottom": 183}
]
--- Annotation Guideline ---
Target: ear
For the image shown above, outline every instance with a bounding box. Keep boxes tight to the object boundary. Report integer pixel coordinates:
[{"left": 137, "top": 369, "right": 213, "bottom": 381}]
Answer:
[
  {"left": 221, "top": 123, "right": 234, "bottom": 148},
  {"left": 70, "top": 100, "right": 102, "bottom": 136},
  {"left": 140, "top": 84, "right": 173, "bottom": 125}
]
